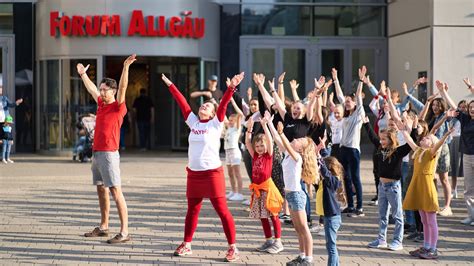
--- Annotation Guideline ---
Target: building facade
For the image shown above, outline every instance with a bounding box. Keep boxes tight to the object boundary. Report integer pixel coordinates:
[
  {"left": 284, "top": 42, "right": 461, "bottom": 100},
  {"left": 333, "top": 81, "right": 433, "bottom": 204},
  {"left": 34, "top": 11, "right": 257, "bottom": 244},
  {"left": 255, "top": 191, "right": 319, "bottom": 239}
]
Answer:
[{"left": 0, "top": 0, "right": 470, "bottom": 153}]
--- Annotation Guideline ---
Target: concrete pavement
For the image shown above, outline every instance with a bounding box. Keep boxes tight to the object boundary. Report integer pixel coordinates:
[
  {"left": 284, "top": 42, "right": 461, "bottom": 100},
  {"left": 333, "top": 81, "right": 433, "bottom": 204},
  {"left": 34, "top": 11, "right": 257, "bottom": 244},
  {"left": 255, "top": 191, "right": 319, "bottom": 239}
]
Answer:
[{"left": 0, "top": 153, "right": 473, "bottom": 265}]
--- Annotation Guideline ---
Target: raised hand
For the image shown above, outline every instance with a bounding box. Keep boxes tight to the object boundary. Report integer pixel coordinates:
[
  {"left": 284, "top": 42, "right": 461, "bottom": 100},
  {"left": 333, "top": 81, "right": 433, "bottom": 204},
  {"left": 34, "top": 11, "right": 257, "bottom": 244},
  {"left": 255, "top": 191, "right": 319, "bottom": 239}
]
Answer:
[
  {"left": 329, "top": 92, "right": 334, "bottom": 103},
  {"left": 15, "top": 98, "right": 23, "bottom": 105},
  {"left": 252, "top": 73, "right": 260, "bottom": 85},
  {"left": 363, "top": 75, "right": 372, "bottom": 86},
  {"left": 402, "top": 82, "right": 409, "bottom": 96},
  {"left": 278, "top": 72, "right": 286, "bottom": 84},
  {"left": 331, "top": 68, "right": 338, "bottom": 81},
  {"left": 358, "top": 65, "right": 367, "bottom": 81},
  {"left": 290, "top": 80, "right": 299, "bottom": 91},
  {"left": 277, "top": 121, "right": 284, "bottom": 135},
  {"left": 230, "top": 72, "right": 245, "bottom": 88},
  {"left": 414, "top": 77, "right": 427, "bottom": 87},
  {"left": 463, "top": 77, "right": 472, "bottom": 88},
  {"left": 161, "top": 73, "right": 172, "bottom": 87},
  {"left": 264, "top": 110, "right": 273, "bottom": 122},
  {"left": 380, "top": 80, "right": 387, "bottom": 96},
  {"left": 76, "top": 63, "right": 90, "bottom": 75},
  {"left": 260, "top": 117, "right": 268, "bottom": 126},
  {"left": 123, "top": 54, "right": 137, "bottom": 67},
  {"left": 427, "top": 92, "right": 440, "bottom": 102},
  {"left": 435, "top": 80, "right": 445, "bottom": 92},
  {"left": 203, "top": 91, "right": 213, "bottom": 99},
  {"left": 315, "top": 76, "right": 326, "bottom": 89},
  {"left": 324, "top": 79, "right": 333, "bottom": 91},
  {"left": 246, "top": 118, "right": 254, "bottom": 132},
  {"left": 226, "top": 77, "right": 231, "bottom": 88},
  {"left": 446, "top": 108, "right": 458, "bottom": 118},
  {"left": 268, "top": 78, "right": 276, "bottom": 91},
  {"left": 247, "top": 87, "right": 252, "bottom": 98}
]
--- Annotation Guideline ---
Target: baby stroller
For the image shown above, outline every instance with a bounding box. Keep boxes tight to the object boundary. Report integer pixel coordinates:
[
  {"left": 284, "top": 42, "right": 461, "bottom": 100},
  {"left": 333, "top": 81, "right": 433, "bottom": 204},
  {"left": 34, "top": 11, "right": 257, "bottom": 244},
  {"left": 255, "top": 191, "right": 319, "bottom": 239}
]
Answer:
[{"left": 73, "top": 114, "right": 96, "bottom": 162}]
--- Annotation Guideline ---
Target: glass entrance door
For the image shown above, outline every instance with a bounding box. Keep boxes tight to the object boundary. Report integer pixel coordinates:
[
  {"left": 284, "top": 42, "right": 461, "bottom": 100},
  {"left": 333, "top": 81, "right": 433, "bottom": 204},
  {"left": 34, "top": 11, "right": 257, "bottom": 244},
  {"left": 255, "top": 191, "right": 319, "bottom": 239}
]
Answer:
[{"left": 240, "top": 37, "right": 387, "bottom": 102}]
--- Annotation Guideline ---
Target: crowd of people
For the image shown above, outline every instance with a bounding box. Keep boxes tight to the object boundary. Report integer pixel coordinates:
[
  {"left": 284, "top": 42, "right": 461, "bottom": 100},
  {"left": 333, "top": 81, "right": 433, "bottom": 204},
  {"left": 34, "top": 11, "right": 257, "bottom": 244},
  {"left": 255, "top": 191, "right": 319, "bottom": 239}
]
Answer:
[{"left": 76, "top": 54, "right": 473, "bottom": 265}]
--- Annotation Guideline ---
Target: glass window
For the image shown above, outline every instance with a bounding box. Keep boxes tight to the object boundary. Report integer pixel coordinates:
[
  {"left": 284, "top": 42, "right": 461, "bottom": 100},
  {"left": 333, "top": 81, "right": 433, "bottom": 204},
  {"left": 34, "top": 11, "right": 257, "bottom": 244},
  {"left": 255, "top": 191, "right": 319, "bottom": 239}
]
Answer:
[
  {"left": 40, "top": 60, "right": 60, "bottom": 150},
  {"left": 252, "top": 48, "right": 275, "bottom": 80},
  {"left": 0, "top": 4, "right": 13, "bottom": 34},
  {"left": 242, "top": 5, "right": 311, "bottom": 35},
  {"left": 61, "top": 59, "right": 97, "bottom": 149},
  {"left": 321, "top": 49, "right": 344, "bottom": 96},
  {"left": 314, "top": 6, "right": 384, "bottom": 36},
  {"left": 282, "top": 49, "right": 305, "bottom": 97},
  {"left": 241, "top": 0, "right": 385, "bottom": 2}
]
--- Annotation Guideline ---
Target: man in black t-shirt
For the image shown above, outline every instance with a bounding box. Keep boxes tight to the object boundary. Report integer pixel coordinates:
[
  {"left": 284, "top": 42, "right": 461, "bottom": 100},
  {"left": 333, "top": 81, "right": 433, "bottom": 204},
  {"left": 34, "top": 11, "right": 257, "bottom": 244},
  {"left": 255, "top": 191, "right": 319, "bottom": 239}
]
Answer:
[{"left": 133, "top": 88, "right": 154, "bottom": 150}]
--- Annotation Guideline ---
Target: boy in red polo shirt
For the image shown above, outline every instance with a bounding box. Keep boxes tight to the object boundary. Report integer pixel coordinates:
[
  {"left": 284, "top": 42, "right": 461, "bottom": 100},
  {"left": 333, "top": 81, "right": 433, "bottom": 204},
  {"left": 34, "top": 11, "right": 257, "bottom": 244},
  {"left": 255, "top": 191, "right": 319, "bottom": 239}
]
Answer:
[{"left": 77, "top": 54, "right": 136, "bottom": 244}]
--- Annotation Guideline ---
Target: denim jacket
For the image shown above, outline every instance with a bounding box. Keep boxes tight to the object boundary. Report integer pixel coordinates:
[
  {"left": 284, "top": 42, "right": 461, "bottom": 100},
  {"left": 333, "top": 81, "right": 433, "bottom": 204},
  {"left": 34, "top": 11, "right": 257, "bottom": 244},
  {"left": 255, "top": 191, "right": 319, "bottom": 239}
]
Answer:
[{"left": 0, "top": 95, "right": 17, "bottom": 122}]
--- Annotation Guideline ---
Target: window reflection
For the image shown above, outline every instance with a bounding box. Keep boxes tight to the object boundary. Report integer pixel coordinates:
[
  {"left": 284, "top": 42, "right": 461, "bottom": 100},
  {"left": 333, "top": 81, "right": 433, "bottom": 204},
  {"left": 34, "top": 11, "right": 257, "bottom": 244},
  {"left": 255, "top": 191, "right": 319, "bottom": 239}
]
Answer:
[{"left": 242, "top": 5, "right": 311, "bottom": 35}]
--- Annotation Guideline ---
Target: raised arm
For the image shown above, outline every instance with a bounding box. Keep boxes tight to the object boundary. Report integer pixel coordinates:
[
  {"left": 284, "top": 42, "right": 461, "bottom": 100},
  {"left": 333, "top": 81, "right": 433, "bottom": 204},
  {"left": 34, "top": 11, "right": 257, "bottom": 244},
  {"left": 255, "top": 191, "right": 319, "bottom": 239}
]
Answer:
[
  {"left": 419, "top": 93, "right": 439, "bottom": 121},
  {"left": 401, "top": 129, "right": 419, "bottom": 151},
  {"left": 307, "top": 77, "right": 325, "bottom": 122},
  {"left": 431, "top": 126, "right": 454, "bottom": 155},
  {"left": 77, "top": 63, "right": 99, "bottom": 103},
  {"left": 268, "top": 77, "right": 287, "bottom": 120},
  {"left": 278, "top": 122, "right": 299, "bottom": 161},
  {"left": 217, "top": 72, "right": 244, "bottom": 122},
  {"left": 386, "top": 88, "right": 403, "bottom": 127},
  {"left": 332, "top": 68, "right": 345, "bottom": 104},
  {"left": 436, "top": 80, "right": 457, "bottom": 110},
  {"left": 289, "top": 79, "right": 301, "bottom": 102},
  {"left": 267, "top": 119, "right": 285, "bottom": 151},
  {"left": 363, "top": 116, "right": 380, "bottom": 147},
  {"left": 245, "top": 119, "right": 255, "bottom": 158},
  {"left": 277, "top": 72, "right": 286, "bottom": 102},
  {"left": 190, "top": 90, "right": 212, "bottom": 99},
  {"left": 429, "top": 112, "right": 448, "bottom": 135},
  {"left": 253, "top": 73, "right": 275, "bottom": 110},
  {"left": 261, "top": 111, "right": 274, "bottom": 156},
  {"left": 230, "top": 97, "right": 244, "bottom": 130},
  {"left": 356, "top": 66, "right": 366, "bottom": 107},
  {"left": 161, "top": 74, "right": 192, "bottom": 119},
  {"left": 463, "top": 77, "right": 474, "bottom": 95},
  {"left": 117, "top": 54, "right": 137, "bottom": 105},
  {"left": 402, "top": 81, "right": 425, "bottom": 112},
  {"left": 369, "top": 96, "right": 380, "bottom": 116}
]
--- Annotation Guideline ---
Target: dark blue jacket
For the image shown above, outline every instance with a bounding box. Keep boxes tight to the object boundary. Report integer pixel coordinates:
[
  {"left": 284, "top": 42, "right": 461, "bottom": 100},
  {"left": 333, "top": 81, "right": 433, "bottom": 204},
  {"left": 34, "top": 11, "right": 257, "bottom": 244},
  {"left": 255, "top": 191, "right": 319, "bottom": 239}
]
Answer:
[{"left": 319, "top": 159, "right": 342, "bottom": 217}]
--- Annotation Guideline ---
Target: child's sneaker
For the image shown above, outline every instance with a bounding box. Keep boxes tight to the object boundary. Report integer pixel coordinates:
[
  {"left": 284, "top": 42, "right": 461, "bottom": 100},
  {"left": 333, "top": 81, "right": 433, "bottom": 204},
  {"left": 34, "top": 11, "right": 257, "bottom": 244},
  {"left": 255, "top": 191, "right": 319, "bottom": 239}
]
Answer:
[
  {"left": 256, "top": 239, "right": 273, "bottom": 252},
  {"left": 173, "top": 242, "right": 192, "bottom": 256},
  {"left": 266, "top": 240, "right": 284, "bottom": 254},
  {"left": 286, "top": 256, "right": 304, "bottom": 266},
  {"left": 409, "top": 247, "right": 428, "bottom": 257},
  {"left": 414, "top": 234, "right": 424, "bottom": 243},
  {"left": 309, "top": 223, "right": 323, "bottom": 233},
  {"left": 229, "top": 193, "right": 244, "bottom": 201},
  {"left": 367, "top": 239, "right": 387, "bottom": 249},
  {"left": 438, "top": 207, "right": 453, "bottom": 216},
  {"left": 419, "top": 248, "right": 438, "bottom": 259},
  {"left": 226, "top": 191, "right": 234, "bottom": 199},
  {"left": 224, "top": 245, "right": 239, "bottom": 262},
  {"left": 279, "top": 214, "right": 291, "bottom": 223},
  {"left": 7, "top": 159, "right": 13, "bottom": 163},
  {"left": 388, "top": 242, "right": 403, "bottom": 251},
  {"left": 2, "top": 159, "right": 7, "bottom": 164}
]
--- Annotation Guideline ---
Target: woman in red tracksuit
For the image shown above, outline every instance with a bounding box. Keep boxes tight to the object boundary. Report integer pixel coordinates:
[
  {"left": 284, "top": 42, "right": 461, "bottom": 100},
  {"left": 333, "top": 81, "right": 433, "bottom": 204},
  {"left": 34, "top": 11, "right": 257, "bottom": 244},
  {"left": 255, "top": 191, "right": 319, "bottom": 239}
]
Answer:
[{"left": 161, "top": 72, "right": 244, "bottom": 262}]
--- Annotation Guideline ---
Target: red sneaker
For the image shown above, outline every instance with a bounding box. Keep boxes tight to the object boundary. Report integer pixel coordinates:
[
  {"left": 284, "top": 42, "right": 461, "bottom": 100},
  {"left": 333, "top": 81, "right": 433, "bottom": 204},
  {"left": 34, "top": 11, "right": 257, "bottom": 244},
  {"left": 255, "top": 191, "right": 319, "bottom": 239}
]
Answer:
[
  {"left": 224, "top": 245, "right": 239, "bottom": 262},
  {"left": 173, "top": 242, "right": 192, "bottom": 256}
]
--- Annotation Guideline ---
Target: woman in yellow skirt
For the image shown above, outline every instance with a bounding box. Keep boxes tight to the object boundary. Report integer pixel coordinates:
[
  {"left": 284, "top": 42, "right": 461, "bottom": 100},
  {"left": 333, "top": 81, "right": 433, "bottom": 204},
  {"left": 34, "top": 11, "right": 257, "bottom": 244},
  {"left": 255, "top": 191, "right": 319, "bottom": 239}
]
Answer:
[{"left": 401, "top": 117, "right": 454, "bottom": 260}]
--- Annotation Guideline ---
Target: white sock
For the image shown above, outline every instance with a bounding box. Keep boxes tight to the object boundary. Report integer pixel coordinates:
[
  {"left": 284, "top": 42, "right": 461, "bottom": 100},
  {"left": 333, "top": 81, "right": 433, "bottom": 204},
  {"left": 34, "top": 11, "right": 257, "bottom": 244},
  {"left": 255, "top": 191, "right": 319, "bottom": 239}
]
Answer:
[
  {"left": 305, "top": 256, "right": 313, "bottom": 262},
  {"left": 299, "top": 253, "right": 306, "bottom": 259}
]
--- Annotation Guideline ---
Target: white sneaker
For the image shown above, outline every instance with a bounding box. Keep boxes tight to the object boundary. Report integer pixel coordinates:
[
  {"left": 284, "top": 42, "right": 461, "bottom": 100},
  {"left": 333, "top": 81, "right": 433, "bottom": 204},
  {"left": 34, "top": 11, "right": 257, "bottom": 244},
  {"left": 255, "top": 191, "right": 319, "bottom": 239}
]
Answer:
[
  {"left": 452, "top": 189, "right": 458, "bottom": 199},
  {"left": 242, "top": 199, "right": 251, "bottom": 206},
  {"left": 229, "top": 193, "right": 244, "bottom": 201},
  {"left": 226, "top": 191, "right": 234, "bottom": 199},
  {"left": 471, "top": 221, "right": 474, "bottom": 226},
  {"left": 317, "top": 229, "right": 325, "bottom": 236},
  {"left": 2, "top": 159, "right": 7, "bottom": 164},
  {"left": 7, "top": 159, "right": 14, "bottom": 163},
  {"left": 461, "top": 217, "right": 473, "bottom": 225}
]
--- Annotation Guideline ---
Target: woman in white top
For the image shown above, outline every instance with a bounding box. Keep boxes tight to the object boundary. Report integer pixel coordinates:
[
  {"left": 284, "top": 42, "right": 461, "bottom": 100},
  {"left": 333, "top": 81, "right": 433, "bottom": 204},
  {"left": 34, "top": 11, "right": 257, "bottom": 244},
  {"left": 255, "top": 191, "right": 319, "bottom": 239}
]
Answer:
[
  {"left": 161, "top": 72, "right": 244, "bottom": 262},
  {"left": 332, "top": 66, "right": 366, "bottom": 217}
]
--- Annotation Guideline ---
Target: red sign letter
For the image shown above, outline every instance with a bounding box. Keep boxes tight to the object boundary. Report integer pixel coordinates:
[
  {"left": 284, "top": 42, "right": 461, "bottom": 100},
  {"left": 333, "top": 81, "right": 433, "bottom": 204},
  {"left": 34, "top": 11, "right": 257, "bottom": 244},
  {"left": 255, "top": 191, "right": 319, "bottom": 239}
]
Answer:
[
  {"left": 128, "top": 10, "right": 146, "bottom": 36},
  {"left": 101, "top": 15, "right": 121, "bottom": 36},
  {"left": 50, "top": 11, "right": 60, "bottom": 36},
  {"left": 72, "top": 16, "right": 85, "bottom": 36}
]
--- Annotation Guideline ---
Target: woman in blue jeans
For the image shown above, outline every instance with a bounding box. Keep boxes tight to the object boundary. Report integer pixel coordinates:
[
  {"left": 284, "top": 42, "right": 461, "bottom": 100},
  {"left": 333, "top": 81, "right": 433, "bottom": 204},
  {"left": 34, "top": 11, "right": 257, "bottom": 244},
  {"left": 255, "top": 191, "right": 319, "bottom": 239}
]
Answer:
[{"left": 332, "top": 66, "right": 366, "bottom": 217}]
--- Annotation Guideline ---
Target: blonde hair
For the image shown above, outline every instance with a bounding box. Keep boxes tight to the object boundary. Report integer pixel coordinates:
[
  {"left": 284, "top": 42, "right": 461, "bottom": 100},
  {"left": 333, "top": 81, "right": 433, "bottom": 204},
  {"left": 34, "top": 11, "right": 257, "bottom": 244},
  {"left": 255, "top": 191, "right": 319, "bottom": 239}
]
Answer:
[
  {"left": 379, "top": 128, "right": 399, "bottom": 159},
  {"left": 415, "top": 134, "right": 440, "bottom": 163},
  {"left": 323, "top": 156, "right": 347, "bottom": 206},
  {"left": 301, "top": 137, "right": 319, "bottom": 185}
]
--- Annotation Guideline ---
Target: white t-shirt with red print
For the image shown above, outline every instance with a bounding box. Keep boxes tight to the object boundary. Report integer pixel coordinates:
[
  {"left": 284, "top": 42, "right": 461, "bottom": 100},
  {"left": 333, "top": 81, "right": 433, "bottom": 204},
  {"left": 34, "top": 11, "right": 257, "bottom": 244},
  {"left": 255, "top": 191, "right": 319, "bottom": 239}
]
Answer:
[{"left": 186, "top": 113, "right": 223, "bottom": 171}]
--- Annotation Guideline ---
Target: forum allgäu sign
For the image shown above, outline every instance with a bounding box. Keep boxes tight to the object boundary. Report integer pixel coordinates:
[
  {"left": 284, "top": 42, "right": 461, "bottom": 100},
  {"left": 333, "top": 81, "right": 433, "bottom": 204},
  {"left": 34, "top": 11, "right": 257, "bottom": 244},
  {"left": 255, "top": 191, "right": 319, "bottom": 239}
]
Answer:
[{"left": 50, "top": 10, "right": 205, "bottom": 39}]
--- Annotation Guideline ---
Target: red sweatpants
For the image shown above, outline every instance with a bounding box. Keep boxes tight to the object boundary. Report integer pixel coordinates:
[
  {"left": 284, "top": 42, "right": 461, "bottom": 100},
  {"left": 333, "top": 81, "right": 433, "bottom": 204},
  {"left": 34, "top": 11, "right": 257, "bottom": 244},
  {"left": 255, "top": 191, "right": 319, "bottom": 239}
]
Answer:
[
  {"left": 184, "top": 197, "right": 236, "bottom": 244},
  {"left": 261, "top": 216, "right": 281, "bottom": 239}
]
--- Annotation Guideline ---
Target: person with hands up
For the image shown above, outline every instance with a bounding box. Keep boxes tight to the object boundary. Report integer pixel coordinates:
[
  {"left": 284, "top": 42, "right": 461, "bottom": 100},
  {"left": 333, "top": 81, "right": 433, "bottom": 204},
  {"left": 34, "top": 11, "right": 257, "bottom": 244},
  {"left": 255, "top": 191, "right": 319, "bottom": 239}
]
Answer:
[
  {"left": 402, "top": 123, "right": 455, "bottom": 260},
  {"left": 162, "top": 72, "right": 244, "bottom": 262},
  {"left": 79, "top": 54, "right": 136, "bottom": 244}
]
